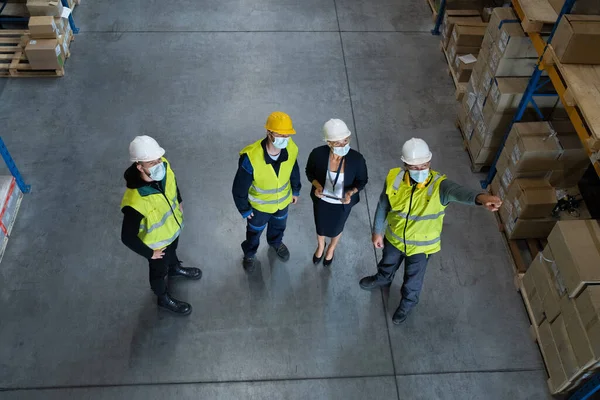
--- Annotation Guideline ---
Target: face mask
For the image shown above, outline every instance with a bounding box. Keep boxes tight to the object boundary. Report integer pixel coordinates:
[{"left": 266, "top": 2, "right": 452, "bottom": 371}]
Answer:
[
  {"left": 332, "top": 144, "right": 350, "bottom": 157},
  {"left": 272, "top": 136, "right": 289, "bottom": 149},
  {"left": 148, "top": 162, "right": 166, "bottom": 181},
  {"left": 409, "top": 169, "right": 429, "bottom": 183}
]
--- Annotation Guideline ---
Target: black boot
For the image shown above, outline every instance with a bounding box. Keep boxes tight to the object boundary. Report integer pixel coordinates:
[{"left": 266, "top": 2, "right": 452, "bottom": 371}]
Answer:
[
  {"left": 359, "top": 275, "right": 391, "bottom": 290},
  {"left": 392, "top": 306, "right": 410, "bottom": 325},
  {"left": 157, "top": 292, "right": 192, "bottom": 316},
  {"left": 243, "top": 256, "right": 256, "bottom": 273},
  {"left": 271, "top": 243, "right": 290, "bottom": 262},
  {"left": 169, "top": 262, "right": 202, "bottom": 280}
]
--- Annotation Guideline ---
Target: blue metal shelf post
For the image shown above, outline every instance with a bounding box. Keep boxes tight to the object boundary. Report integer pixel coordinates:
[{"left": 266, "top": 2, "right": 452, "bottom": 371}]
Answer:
[
  {"left": 480, "top": 0, "right": 578, "bottom": 189},
  {"left": 60, "top": 0, "right": 79, "bottom": 34},
  {"left": 568, "top": 372, "right": 600, "bottom": 400},
  {"left": 0, "top": 138, "right": 30, "bottom": 194},
  {"left": 431, "top": 0, "right": 446, "bottom": 35}
]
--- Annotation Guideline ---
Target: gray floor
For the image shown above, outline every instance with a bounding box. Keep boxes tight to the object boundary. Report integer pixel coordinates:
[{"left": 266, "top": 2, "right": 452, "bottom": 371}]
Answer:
[{"left": 0, "top": 0, "right": 552, "bottom": 399}]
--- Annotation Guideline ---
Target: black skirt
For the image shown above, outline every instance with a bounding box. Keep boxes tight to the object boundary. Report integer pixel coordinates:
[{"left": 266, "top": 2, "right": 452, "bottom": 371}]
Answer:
[{"left": 313, "top": 198, "right": 352, "bottom": 237}]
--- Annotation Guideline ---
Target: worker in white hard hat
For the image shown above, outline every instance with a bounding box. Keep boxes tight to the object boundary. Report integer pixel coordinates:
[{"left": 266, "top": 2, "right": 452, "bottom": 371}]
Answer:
[
  {"left": 359, "top": 138, "right": 502, "bottom": 324},
  {"left": 121, "top": 135, "right": 202, "bottom": 316},
  {"left": 305, "top": 119, "right": 368, "bottom": 266},
  {"left": 232, "top": 112, "right": 302, "bottom": 272}
]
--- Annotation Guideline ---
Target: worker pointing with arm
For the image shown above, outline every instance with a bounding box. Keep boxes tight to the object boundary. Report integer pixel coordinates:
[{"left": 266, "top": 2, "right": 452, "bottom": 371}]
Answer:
[
  {"left": 359, "top": 138, "right": 501, "bottom": 324},
  {"left": 232, "top": 112, "right": 302, "bottom": 272},
  {"left": 121, "top": 136, "right": 202, "bottom": 316}
]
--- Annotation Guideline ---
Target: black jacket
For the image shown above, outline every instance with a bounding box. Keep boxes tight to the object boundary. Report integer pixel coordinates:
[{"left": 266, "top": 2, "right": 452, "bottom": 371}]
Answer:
[
  {"left": 305, "top": 145, "right": 368, "bottom": 208},
  {"left": 121, "top": 163, "right": 182, "bottom": 259}
]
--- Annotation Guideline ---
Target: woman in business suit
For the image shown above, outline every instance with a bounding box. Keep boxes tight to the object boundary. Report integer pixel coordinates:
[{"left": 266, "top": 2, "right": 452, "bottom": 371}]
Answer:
[{"left": 306, "top": 119, "right": 368, "bottom": 266}]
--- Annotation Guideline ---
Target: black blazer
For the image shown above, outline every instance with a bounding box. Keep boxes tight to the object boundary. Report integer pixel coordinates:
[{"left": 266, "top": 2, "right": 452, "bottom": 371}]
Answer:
[{"left": 305, "top": 145, "right": 368, "bottom": 208}]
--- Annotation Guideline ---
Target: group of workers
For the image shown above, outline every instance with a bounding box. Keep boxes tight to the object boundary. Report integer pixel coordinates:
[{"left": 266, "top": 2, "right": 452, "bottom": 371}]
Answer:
[{"left": 120, "top": 111, "right": 502, "bottom": 323}]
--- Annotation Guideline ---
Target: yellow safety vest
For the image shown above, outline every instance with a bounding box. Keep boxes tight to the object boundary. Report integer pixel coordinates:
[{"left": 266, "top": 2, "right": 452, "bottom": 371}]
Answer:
[
  {"left": 240, "top": 139, "right": 298, "bottom": 214},
  {"left": 120, "top": 158, "right": 184, "bottom": 250},
  {"left": 384, "top": 168, "right": 447, "bottom": 256}
]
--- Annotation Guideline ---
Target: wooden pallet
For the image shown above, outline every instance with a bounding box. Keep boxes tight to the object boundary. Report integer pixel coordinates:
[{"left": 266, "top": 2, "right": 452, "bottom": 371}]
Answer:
[
  {"left": 441, "top": 43, "right": 467, "bottom": 101},
  {"left": 515, "top": 0, "right": 557, "bottom": 33},
  {"left": 454, "top": 118, "right": 488, "bottom": 173},
  {"left": 0, "top": 30, "right": 64, "bottom": 77},
  {"left": 543, "top": 44, "right": 600, "bottom": 152},
  {"left": 493, "top": 211, "right": 546, "bottom": 276},
  {"left": 425, "top": 0, "right": 438, "bottom": 22}
]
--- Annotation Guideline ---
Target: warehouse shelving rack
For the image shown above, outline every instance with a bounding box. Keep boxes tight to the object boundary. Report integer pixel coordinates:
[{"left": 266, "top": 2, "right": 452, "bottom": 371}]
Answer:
[
  {"left": 480, "top": 0, "right": 600, "bottom": 188},
  {"left": 0, "top": 138, "right": 29, "bottom": 193},
  {"left": 0, "top": 0, "right": 79, "bottom": 33}
]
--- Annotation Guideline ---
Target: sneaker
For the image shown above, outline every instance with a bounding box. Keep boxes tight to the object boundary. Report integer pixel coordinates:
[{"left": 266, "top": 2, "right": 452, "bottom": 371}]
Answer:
[{"left": 271, "top": 243, "right": 290, "bottom": 262}]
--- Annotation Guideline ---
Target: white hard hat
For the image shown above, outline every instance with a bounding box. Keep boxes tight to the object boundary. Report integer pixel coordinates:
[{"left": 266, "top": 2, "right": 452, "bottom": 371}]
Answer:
[
  {"left": 129, "top": 136, "right": 165, "bottom": 162},
  {"left": 323, "top": 119, "right": 351, "bottom": 141},
  {"left": 401, "top": 138, "right": 432, "bottom": 165}
]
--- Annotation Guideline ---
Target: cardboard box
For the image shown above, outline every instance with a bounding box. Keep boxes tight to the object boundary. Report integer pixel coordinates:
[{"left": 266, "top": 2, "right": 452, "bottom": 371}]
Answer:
[
  {"left": 508, "top": 178, "right": 557, "bottom": 219},
  {"left": 489, "top": 48, "right": 538, "bottom": 76},
  {"left": 550, "top": 314, "right": 581, "bottom": 379},
  {"left": 548, "top": 167, "right": 588, "bottom": 189},
  {"left": 504, "top": 215, "right": 557, "bottom": 239},
  {"left": 452, "top": 25, "right": 487, "bottom": 47},
  {"left": 505, "top": 123, "right": 563, "bottom": 172},
  {"left": 574, "top": 285, "right": 600, "bottom": 361},
  {"left": 553, "top": 15, "right": 600, "bottom": 64},
  {"left": 561, "top": 296, "right": 599, "bottom": 368},
  {"left": 468, "top": 133, "right": 497, "bottom": 165},
  {"left": 26, "top": 0, "right": 63, "bottom": 16},
  {"left": 490, "top": 175, "right": 505, "bottom": 200},
  {"left": 447, "top": 38, "right": 481, "bottom": 68},
  {"left": 550, "top": 0, "right": 600, "bottom": 15},
  {"left": 24, "top": 39, "right": 64, "bottom": 70},
  {"left": 548, "top": 220, "right": 600, "bottom": 298},
  {"left": 442, "top": 10, "right": 484, "bottom": 48},
  {"left": 488, "top": 77, "right": 558, "bottom": 113},
  {"left": 496, "top": 21, "right": 537, "bottom": 59},
  {"left": 531, "top": 245, "right": 565, "bottom": 322},
  {"left": 455, "top": 54, "right": 477, "bottom": 82},
  {"left": 538, "top": 320, "right": 569, "bottom": 391},
  {"left": 523, "top": 269, "right": 546, "bottom": 326},
  {"left": 28, "top": 16, "right": 59, "bottom": 39}
]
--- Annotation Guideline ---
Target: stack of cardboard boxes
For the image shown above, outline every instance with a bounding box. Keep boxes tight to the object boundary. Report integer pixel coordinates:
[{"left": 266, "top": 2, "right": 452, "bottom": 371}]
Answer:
[
  {"left": 491, "top": 121, "right": 590, "bottom": 239},
  {"left": 24, "top": 15, "right": 72, "bottom": 71},
  {"left": 442, "top": 10, "right": 487, "bottom": 89},
  {"left": 458, "top": 8, "right": 547, "bottom": 166},
  {"left": 522, "top": 220, "right": 600, "bottom": 393}
]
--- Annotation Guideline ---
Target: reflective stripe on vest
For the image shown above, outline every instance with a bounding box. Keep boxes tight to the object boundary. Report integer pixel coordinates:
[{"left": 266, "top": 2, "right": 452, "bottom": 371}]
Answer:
[
  {"left": 390, "top": 210, "right": 445, "bottom": 221},
  {"left": 250, "top": 181, "right": 290, "bottom": 195},
  {"left": 386, "top": 227, "right": 441, "bottom": 246},
  {"left": 248, "top": 189, "right": 292, "bottom": 205},
  {"left": 146, "top": 227, "right": 182, "bottom": 250}
]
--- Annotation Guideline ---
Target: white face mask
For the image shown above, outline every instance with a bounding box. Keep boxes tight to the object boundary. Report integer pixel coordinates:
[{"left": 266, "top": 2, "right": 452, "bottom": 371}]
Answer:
[
  {"left": 272, "top": 136, "right": 289, "bottom": 149},
  {"left": 332, "top": 144, "right": 350, "bottom": 157},
  {"left": 148, "top": 162, "right": 166, "bottom": 181},
  {"left": 409, "top": 169, "right": 429, "bottom": 183}
]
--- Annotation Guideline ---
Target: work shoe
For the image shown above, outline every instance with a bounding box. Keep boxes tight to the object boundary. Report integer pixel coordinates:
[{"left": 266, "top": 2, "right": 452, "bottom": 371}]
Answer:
[
  {"left": 169, "top": 262, "right": 202, "bottom": 280},
  {"left": 271, "top": 243, "right": 290, "bottom": 262},
  {"left": 392, "top": 306, "right": 410, "bottom": 325},
  {"left": 359, "top": 275, "right": 390, "bottom": 290},
  {"left": 157, "top": 293, "right": 192, "bottom": 316},
  {"left": 243, "top": 256, "right": 256, "bottom": 273}
]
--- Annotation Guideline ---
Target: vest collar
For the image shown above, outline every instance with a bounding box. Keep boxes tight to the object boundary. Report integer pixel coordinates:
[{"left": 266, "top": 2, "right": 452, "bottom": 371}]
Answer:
[{"left": 261, "top": 138, "right": 289, "bottom": 165}]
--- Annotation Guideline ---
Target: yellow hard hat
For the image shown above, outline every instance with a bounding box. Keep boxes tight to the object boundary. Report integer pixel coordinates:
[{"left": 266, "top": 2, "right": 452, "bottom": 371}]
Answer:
[{"left": 265, "top": 111, "right": 296, "bottom": 135}]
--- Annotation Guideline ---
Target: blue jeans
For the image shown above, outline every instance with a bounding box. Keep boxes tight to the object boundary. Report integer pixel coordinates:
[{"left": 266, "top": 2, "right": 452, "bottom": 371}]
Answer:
[
  {"left": 241, "top": 207, "right": 288, "bottom": 258},
  {"left": 375, "top": 239, "right": 430, "bottom": 313}
]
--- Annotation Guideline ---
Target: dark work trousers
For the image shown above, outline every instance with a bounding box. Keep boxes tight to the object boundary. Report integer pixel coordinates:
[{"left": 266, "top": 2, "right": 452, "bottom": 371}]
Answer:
[
  {"left": 375, "top": 238, "right": 430, "bottom": 313},
  {"left": 242, "top": 206, "right": 288, "bottom": 258},
  {"left": 148, "top": 237, "right": 181, "bottom": 296}
]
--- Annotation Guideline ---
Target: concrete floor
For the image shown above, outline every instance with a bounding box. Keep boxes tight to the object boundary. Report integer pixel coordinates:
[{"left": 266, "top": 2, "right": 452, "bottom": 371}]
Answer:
[{"left": 0, "top": 0, "right": 553, "bottom": 399}]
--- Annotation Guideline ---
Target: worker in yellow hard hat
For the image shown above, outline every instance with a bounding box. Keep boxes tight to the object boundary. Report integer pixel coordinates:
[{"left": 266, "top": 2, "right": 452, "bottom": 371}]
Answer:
[{"left": 232, "top": 111, "right": 301, "bottom": 272}]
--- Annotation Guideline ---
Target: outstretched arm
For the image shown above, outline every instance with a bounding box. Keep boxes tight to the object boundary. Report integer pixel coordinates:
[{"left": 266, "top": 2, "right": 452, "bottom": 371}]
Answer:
[{"left": 439, "top": 179, "right": 501, "bottom": 211}]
